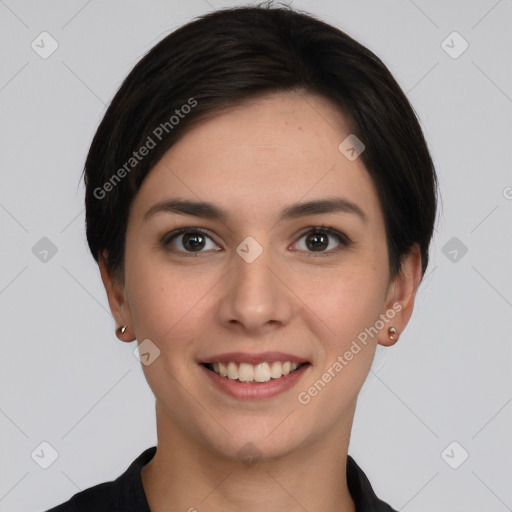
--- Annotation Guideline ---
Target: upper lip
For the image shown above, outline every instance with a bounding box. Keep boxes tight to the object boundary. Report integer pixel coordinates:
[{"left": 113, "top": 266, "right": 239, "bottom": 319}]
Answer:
[{"left": 199, "top": 351, "right": 309, "bottom": 365}]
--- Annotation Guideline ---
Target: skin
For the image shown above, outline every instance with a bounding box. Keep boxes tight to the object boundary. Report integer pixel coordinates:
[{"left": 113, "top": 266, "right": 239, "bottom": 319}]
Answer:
[{"left": 99, "top": 90, "right": 422, "bottom": 512}]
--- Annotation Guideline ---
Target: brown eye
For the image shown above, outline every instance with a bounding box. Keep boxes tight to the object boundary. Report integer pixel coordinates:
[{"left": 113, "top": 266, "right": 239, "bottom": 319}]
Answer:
[
  {"left": 181, "top": 232, "right": 206, "bottom": 251},
  {"left": 305, "top": 232, "right": 329, "bottom": 251},
  {"left": 294, "top": 227, "right": 351, "bottom": 253},
  {"left": 163, "top": 228, "right": 220, "bottom": 253}
]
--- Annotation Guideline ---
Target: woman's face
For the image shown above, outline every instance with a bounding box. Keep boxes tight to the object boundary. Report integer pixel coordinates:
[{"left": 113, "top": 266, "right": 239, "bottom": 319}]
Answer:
[{"left": 103, "top": 91, "right": 420, "bottom": 461}]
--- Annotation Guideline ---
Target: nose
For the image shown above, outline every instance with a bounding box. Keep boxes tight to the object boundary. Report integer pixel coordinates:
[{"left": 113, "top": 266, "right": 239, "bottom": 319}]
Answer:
[{"left": 216, "top": 243, "right": 294, "bottom": 334}]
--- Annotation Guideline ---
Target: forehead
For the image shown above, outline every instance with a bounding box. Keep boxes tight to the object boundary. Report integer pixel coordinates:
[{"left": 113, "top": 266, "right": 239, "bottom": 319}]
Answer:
[{"left": 130, "top": 91, "right": 383, "bottom": 228}]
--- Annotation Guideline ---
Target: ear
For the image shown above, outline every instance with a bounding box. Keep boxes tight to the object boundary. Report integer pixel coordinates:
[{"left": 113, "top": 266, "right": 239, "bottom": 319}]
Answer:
[
  {"left": 378, "top": 243, "right": 423, "bottom": 347},
  {"left": 98, "top": 251, "right": 135, "bottom": 343}
]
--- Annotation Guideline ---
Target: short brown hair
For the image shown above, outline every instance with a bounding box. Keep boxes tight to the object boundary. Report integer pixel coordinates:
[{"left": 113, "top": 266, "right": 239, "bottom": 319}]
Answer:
[{"left": 84, "top": 3, "right": 439, "bottom": 284}]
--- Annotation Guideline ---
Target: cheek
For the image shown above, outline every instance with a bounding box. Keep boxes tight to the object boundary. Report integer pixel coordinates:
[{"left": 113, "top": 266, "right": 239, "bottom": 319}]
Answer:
[
  {"left": 127, "top": 270, "right": 171, "bottom": 338},
  {"left": 125, "top": 253, "right": 216, "bottom": 347},
  {"left": 332, "top": 287, "right": 383, "bottom": 342},
  {"left": 298, "top": 266, "right": 386, "bottom": 398},
  {"left": 295, "top": 275, "right": 382, "bottom": 416},
  {"left": 126, "top": 264, "right": 206, "bottom": 394},
  {"left": 304, "top": 265, "right": 385, "bottom": 337}
]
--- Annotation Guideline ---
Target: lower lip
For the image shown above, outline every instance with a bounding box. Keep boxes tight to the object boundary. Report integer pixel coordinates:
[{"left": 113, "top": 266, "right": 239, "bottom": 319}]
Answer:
[{"left": 200, "top": 364, "right": 310, "bottom": 400}]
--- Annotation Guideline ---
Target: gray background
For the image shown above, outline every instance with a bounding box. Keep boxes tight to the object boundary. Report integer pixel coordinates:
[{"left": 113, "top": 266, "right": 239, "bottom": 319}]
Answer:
[{"left": 1, "top": 1, "right": 511, "bottom": 511}]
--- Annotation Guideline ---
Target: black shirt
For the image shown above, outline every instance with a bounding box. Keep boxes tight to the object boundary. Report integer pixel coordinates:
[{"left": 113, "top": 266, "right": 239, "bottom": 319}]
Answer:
[{"left": 45, "top": 447, "right": 398, "bottom": 511}]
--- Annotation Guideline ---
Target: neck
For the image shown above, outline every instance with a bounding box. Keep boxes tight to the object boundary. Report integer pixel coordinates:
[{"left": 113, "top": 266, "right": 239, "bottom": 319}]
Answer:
[{"left": 141, "top": 403, "right": 357, "bottom": 512}]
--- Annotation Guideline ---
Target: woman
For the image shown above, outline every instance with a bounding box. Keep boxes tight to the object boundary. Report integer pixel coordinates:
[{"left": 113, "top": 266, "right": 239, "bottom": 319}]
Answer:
[{"left": 47, "top": 3, "right": 438, "bottom": 511}]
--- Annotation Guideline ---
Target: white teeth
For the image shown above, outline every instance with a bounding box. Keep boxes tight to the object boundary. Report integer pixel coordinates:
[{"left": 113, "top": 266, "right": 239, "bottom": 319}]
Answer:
[
  {"left": 227, "top": 361, "right": 238, "bottom": 380},
  {"left": 218, "top": 362, "right": 228, "bottom": 377},
  {"left": 208, "top": 361, "right": 303, "bottom": 382},
  {"left": 254, "top": 362, "right": 271, "bottom": 382},
  {"left": 270, "top": 361, "right": 283, "bottom": 378},
  {"left": 238, "top": 363, "right": 254, "bottom": 382}
]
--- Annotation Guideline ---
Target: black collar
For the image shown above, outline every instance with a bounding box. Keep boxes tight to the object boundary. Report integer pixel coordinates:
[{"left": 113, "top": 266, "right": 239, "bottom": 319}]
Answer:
[
  {"left": 124, "top": 447, "right": 398, "bottom": 512},
  {"left": 47, "top": 446, "right": 398, "bottom": 511}
]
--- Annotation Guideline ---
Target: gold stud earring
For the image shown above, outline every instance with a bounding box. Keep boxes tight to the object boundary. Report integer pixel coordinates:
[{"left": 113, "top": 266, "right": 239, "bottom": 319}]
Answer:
[
  {"left": 119, "top": 325, "right": 127, "bottom": 335},
  {"left": 388, "top": 327, "right": 398, "bottom": 340}
]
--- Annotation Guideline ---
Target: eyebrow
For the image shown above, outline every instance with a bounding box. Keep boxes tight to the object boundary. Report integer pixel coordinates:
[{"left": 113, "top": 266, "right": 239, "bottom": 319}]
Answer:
[{"left": 143, "top": 197, "right": 368, "bottom": 224}]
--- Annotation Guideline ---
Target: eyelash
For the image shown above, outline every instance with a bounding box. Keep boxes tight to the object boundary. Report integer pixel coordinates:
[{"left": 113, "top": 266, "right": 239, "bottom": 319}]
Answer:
[{"left": 161, "top": 225, "right": 352, "bottom": 257}]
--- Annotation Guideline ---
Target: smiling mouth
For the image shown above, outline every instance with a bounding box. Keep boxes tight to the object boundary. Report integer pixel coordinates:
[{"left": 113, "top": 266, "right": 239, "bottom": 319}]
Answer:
[{"left": 202, "top": 361, "right": 309, "bottom": 383}]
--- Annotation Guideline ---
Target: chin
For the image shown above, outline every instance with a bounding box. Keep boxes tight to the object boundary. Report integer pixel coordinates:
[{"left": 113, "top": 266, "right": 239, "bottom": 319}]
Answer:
[{"left": 197, "top": 415, "right": 309, "bottom": 465}]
